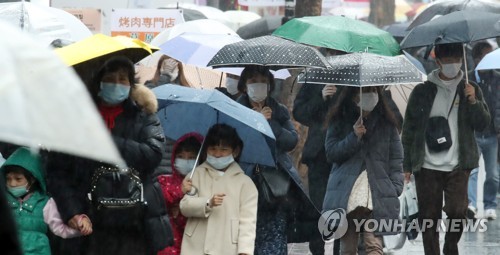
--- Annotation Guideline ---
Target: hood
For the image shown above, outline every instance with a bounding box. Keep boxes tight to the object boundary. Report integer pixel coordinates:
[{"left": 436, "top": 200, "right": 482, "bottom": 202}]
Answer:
[
  {"left": 171, "top": 132, "right": 204, "bottom": 176},
  {"left": 0, "top": 147, "right": 46, "bottom": 193},
  {"left": 130, "top": 83, "right": 158, "bottom": 114}
]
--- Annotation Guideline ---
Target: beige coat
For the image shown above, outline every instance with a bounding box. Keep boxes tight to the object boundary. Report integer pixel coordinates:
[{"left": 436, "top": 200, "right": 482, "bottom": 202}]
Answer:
[{"left": 180, "top": 162, "right": 258, "bottom": 255}]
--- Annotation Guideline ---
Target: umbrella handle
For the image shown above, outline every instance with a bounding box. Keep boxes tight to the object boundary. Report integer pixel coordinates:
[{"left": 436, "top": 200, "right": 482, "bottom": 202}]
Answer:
[
  {"left": 463, "top": 44, "right": 469, "bottom": 84},
  {"left": 189, "top": 138, "right": 206, "bottom": 179}
]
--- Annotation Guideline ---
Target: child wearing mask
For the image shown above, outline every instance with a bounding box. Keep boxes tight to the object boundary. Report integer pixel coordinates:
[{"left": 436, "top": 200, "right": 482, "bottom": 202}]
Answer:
[
  {"left": 180, "top": 124, "right": 258, "bottom": 255},
  {"left": 158, "top": 132, "right": 203, "bottom": 255},
  {"left": 1, "top": 147, "right": 92, "bottom": 255}
]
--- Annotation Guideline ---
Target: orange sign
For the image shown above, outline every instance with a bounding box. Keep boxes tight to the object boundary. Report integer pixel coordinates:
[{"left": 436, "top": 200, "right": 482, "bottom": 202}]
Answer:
[{"left": 63, "top": 8, "right": 102, "bottom": 33}]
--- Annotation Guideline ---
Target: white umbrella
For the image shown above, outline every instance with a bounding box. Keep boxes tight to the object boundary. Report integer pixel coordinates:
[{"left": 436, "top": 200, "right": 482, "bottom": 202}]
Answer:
[
  {"left": 223, "top": 10, "right": 261, "bottom": 31},
  {"left": 476, "top": 48, "right": 500, "bottom": 71},
  {"left": 159, "top": 33, "right": 243, "bottom": 67},
  {"left": 0, "top": 21, "right": 124, "bottom": 166},
  {"left": 0, "top": 2, "right": 92, "bottom": 46}
]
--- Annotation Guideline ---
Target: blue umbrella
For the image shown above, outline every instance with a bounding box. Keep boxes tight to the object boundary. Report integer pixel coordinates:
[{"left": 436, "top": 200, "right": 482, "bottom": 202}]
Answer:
[{"left": 153, "top": 84, "right": 276, "bottom": 168}]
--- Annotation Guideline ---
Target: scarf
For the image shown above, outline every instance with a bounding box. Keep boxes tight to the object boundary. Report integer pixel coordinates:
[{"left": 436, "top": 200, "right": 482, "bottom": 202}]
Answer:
[{"left": 98, "top": 104, "right": 124, "bottom": 130}]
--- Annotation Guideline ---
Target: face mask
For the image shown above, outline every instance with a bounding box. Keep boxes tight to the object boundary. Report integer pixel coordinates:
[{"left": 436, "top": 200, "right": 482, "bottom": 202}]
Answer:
[
  {"left": 439, "top": 61, "right": 462, "bottom": 79},
  {"left": 206, "top": 155, "right": 234, "bottom": 170},
  {"left": 174, "top": 158, "right": 197, "bottom": 176},
  {"left": 98, "top": 82, "right": 130, "bottom": 105},
  {"left": 8, "top": 185, "right": 29, "bottom": 198},
  {"left": 226, "top": 78, "right": 239, "bottom": 95},
  {"left": 357, "top": 92, "right": 379, "bottom": 112},
  {"left": 247, "top": 83, "right": 268, "bottom": 103}
]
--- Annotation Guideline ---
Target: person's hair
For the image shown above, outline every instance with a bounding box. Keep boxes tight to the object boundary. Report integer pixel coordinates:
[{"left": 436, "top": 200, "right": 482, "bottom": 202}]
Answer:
[
  {"left": 151, "top": 55, "right": 172, "bottom": 86},
  {"left": 324, "top": 86, "right": 400, "bottom": 131},
  {"left": 4, "top": 166, "right": 39, "bottom": 193},
  {"left": 89, "top": 56, "right": 138, "bottom": 103},
  {"left": 202, "top": 124, "right": 244, "bottom": 161},
  {"left": 237, "top": 66, "right": 276, "bottom": 93},
  {"left": 472, "top": 41, "right": 492, "bottom": 64},
  {"left": 177, "top": 136, "right": 202, "bottom": 155},
  {"left": 434, "top": 43, "right": 463, "bottom": 60}
]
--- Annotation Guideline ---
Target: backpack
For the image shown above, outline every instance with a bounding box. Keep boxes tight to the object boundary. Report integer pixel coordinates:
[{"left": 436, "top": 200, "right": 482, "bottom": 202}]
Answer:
[{"left": 88, "top": 166, "right": 145, "bottom": 228}]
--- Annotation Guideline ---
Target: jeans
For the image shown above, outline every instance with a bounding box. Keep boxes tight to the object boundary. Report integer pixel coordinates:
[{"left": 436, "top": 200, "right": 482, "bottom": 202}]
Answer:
[
  {"left": 468, "top": 134, "right": 499, "bottom": 209},
  {"left": 415, "top": 168, "right": 470, "bottom": 255}
]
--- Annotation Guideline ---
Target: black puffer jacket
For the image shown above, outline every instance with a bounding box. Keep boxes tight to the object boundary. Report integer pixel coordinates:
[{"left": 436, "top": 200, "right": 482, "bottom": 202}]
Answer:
[{"left": 45, "top": 86, "right": 173, "bottom": 253}]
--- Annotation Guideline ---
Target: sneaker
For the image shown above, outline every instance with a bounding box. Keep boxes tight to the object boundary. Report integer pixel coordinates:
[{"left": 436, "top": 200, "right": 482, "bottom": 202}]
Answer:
[
  {"left": 467, "top": 205, "right": 477, "bottom": 220},
  {"left": 484, "top": 209, "right": 497, "bottom": 220}
]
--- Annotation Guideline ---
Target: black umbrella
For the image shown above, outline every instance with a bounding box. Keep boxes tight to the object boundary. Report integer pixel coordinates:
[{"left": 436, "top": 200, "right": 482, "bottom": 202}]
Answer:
[
  {"left": 408, "top": 0, "right": 500, "bottom": 30},
  {"left": 383, "top": 22, "right": 410, "bottom": 43},
  {"left": 236, "top": 16, "right": 283, "bottom": 39},
  {"left": 298, "top": 53, "right": 425, "bottom": 86},
  {"left": 400, "top": 11, "right": 500, "bottom": 49},
  {"left": 207, "top": 35, "right": 330, "bottom": 70}
]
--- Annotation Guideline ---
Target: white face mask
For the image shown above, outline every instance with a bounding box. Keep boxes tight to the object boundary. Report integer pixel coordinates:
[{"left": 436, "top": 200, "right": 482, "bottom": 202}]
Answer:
[
  {"left": 357, "top": 92, "right": 379, "bottom": 112},
  {"left": 247, "top": 83, "right": 268, "bottom": 103},
  {"left": 206, "top": 154, "right": 234, "bottom": 170},
  {"left": 174, "top": 158, "right": 197, "bottom": 176},
  {"left": 226, "top": 77, "right": 239, "bottom": 95},
  {"left": 439, "top": 61, "right": 462, "bottom": 79}
]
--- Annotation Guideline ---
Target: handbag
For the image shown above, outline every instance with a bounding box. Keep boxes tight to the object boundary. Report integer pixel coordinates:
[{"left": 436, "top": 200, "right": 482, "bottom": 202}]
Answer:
[
  {"left": 255, "top": 164, "right": 291, "bottom": 204},
  {"left": 425, "top": 90, "right": 458, "bottom": 152},
  {"left": 89, "top": 166, "right": 145, "bottom": 228}
]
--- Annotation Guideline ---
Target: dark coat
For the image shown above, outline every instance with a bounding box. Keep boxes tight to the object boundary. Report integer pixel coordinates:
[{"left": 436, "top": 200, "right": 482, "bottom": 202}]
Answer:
[
  {"left": 292, "top": 84, "right": 333, "bottom": 164},
  {"left": 237, "top": 94, "right": 320, "bottom": 243},
  {"left": 323, "top": 103, "right": 404, "bottom": 234},
  {"left": 472, "top": 70, "right": 500, "bottom": 136},
  {"left": 45, "top": 90, "right": 173, "bottom": 253},
  {"left": 402, "top": 80, "right": 490, "bottom": 174}
]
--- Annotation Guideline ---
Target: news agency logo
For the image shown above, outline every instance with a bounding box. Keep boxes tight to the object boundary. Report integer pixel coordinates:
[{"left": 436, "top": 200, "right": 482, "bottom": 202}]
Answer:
[{"left": 318, "top": 209, "right": 348, "bottom": 241}]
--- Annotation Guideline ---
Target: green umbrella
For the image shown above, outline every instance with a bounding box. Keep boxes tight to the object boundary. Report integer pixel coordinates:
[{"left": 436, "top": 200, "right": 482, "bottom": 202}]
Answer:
[{"left": 273, "top": 16, "right": 401, "bottom": 56}]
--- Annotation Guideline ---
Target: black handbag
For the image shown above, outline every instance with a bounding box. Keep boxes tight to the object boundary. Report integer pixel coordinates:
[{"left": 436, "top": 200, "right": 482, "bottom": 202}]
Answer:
[
  {"left": 425, "top": 90, "right": 458, "bottom": 152},
  {"left": 89, "top": 166, "right": 145, "bottom": 228},
  {"left": 255, "top": 164, "right": 291, "bottom": 204}
]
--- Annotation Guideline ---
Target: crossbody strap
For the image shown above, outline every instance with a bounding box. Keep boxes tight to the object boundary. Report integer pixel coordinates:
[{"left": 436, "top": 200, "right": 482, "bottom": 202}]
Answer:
[{"left": 447, "top": 88, "right": 459, "bottom": 118}]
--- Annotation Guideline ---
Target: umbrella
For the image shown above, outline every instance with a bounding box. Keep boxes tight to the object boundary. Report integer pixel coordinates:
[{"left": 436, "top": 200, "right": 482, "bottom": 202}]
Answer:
[
  {"left": 298, "top": 53, "right": 425, "bottom": 86},
  {"left": 383, "top": 22, "right": 410, "bottom": 43},
  {"left": 219, "top": 67, "right": 292, "bottom": 80},
  {"left": 149, "top": 19, "right": 237, "bottom": 47},
  {"left": 407, "top": 0, "right": 500, "bottom": 30},
  {"left": 272, "top": 16, "right": 401, "bottom": 56},
  {"left": 0, "top": 2, "right": 92, "bottom": 46},
  {"left": 0, "top": 21, "right": 124, "bottom": 166},
  {"left": 207, "top": 35, "right": 330, "bottom": 70},
  {"left": 223, "top": 10, "right": 261, "bottom": 31},
  {"left": 400, "top": 11, "right": 500, "bottom": 49},
  {"left": 476, "top": 48, "right": 500, "bottom": 71},
  {"left": 158, "top": 7, "right": 208, "bottom": 21},
  {"left": 237, "top": 16, "right": 283, "bottom": 39},
  {"left": 162, "top": 3, "right": 231, "bottom": 27},
  {"left": 159, "top": 33, "right": 243, "bottom": 68},
  {"left": 153, "top": 84, "right": 276, "bottom": 168},
  {"left": 54, "top": 33, "right": 158, "bottom": 85}
]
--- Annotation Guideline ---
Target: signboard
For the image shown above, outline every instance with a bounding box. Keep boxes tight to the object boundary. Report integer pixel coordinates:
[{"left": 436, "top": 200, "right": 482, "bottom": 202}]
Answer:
[
  {"left": 110, "top": 9, "right": 185, "bottom": 43},
  {"left": 64, "top": 8, "right": 102, "bottom": 33}
]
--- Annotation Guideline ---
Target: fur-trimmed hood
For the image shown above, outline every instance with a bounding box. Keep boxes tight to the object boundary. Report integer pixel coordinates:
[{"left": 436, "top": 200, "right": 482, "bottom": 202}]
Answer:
[{"left": 130, "top": 83, "right": 158, "bottom": 114}]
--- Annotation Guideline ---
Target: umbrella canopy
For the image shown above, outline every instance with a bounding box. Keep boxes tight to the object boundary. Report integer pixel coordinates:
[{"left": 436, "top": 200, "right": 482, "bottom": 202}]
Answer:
[
  {"left": 400, "top": 10, "right": 500, "bottom": 49},
  {"left": 219, "top": 67, "right": 291, "bottom": 80},
  {"left": 153, "top": 84, "right": 276, "bottom": 167},
  {"left": 383, "top": 22, "right": 410, "bottom": 43},
  {"left": 476, "top": 48, "right": 500, "bottom": 71},
  {"left": 54, "top": 34, "right": 158, "bottom": 85},
  {"left": 0, "top": 2, "right": 91, "bottom": 46},
  {"left": 0, "top": 21, "right": 124, "bottom": 166},
  {"left": 408, "top": 0, "right": 500, "bottom": 30},
  {"left": 237, "top": 16, "right": 283, "bottom": 39},
  {"left": 149, "top": 19, "right": 237, "bottom": 47},
  {"left": 159, "top": 33, "right": 243, "bottom": 68},
  {"left": 298, "top": 53, "right": 425, "bottom": 86},
  {"left": 207, "top": 35, "right": 330, "bottom": 70},
  {"left": 272, "top": 16, "right": 401, "bottom": 56},
  {"left": 223, "top": 10, "right": 261, "bottom": 31}
]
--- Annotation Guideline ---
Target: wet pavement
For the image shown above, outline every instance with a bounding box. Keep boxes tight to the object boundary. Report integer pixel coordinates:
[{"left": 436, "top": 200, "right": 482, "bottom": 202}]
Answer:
[{"left": 288, "top": 199, "right": 500, "bottom": 255}]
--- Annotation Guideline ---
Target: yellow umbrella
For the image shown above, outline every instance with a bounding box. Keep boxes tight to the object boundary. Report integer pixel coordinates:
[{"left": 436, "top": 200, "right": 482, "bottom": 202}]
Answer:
[{"left": 54, "top": 34, "right": 158, "bottom": 85}]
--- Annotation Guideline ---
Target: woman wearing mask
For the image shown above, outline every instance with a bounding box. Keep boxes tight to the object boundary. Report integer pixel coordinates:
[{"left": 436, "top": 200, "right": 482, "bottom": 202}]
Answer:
[
  {"left": 145, "top": 55, "right": 183, "bottom": 88},
  {"left": 45, "top": 56, "right": 173, "bottom": 255},
  {"left": 323, "top": 86, "right": 403, "bottom": 255},
  {"left": 237, "top": 66, "right": 318, "bottom": 255},
  {"left": 216, "top": 73, "right": 242, "bottom": 101}
]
